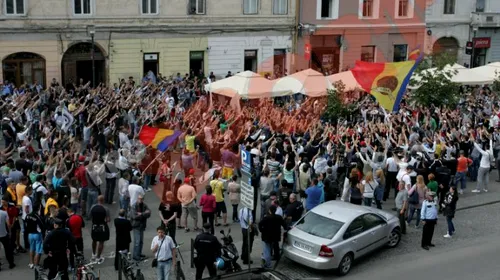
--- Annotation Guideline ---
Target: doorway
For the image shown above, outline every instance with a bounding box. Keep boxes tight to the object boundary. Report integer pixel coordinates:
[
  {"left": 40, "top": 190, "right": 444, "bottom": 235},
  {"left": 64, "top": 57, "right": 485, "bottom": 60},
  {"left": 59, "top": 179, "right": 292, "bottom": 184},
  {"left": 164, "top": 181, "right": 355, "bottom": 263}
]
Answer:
[
  {"left": 189, "top": 51, "right": 204, "bottom": 76},
  {"left": 244, "top": 50, "right": 258, "bottom": 72},
  {"left": 273, "top": 49, "right": 286, "bottom": 77},
  {"left": 61, "top": 42, "right": 105, "bottom": 87},
  {"left": 143, "top": 53, "right": 159, "bottom": 77}
]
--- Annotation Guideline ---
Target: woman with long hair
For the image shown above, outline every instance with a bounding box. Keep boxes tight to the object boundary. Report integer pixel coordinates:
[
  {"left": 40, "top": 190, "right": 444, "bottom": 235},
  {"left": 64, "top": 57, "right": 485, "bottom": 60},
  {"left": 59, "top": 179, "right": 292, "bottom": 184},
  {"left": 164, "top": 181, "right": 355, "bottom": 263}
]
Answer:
[
  {"left": 407, "top": 175, "right": 427, "bottom": 228},
  {"left": 349, "top": 168, "right": 363, "bottom": 205},
  {"left": 443, "top": 186, "right": 459, "bottom": 238},
  {"left": 362, "top": 172, "right": 377, "bottom": 207},
  {"left": 199, "top": 186, "right": 216, "bottom": 234}
]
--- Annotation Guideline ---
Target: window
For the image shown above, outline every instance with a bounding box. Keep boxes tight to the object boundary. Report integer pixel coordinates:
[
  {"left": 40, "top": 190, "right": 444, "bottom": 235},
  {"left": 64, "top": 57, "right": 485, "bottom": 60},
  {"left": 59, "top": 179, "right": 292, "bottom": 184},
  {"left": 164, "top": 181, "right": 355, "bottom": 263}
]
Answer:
[
  {"left": 142, "top": 0, "right": 158, "bottom": 14},
  {"left": 74, "top": 0, "right": 92, "bottom": 15},
  {"left": 243, "top": 0, "right": 258, "bottom": 14},
  {"left": 361, "top": 46, "right": 376, "bottom": 62},
  {"left": 476, "top": 0, "right": 485, "bottom": 12},
  {"left": 362, "top": 0, "right": 373, "bottom": 17},
  {"left": 5, "top": 0, "right": 24, "bottom": 15},
  {"left": 362, "top": 214, "right": 386, "bottom": 230},
  {"left": 398, "top": 0, "right": 408, "bottom": 17},
  {"left": 343, "top": 217, "right": 365, "bottom": 239},
  {"left": 273, "top": 0, "right": 287, "bottom": 15},
  {"left": 188, "top": 0, "right": 205, "bottom": 15},
  {"left": 317, "top": 0, "right": 338, "bottom": 19},
  {"left": 393, "top": 44, "right": 408, "bottom": 62},
  {"left": 295, "top": 212, "right": 345, "bottom": 240},
  {"left": 443, "top": 0, "right": 455, "bottom": 15}
]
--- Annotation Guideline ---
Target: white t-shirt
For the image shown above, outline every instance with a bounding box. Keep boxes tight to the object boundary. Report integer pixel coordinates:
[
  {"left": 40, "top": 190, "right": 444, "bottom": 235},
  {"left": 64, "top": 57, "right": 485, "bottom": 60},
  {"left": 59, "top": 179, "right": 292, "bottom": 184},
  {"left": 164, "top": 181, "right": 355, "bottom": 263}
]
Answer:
[
  {"left": 40, "top": 137, "right": 50, "bottom": 152},
  {"left": 386, "top": 157, "right": 398, "bottom": 172},
  {"left": 128, "top": 184, "right": 145, "bottom": 206},
  {"left": 119, "top": 132, "right": 130, "bottom": 148},
  {"left": 70, "top": 187, "right": 79, "bottom": 204},
  {"left": 83, "top": 126, "right": 91, "bottom": 141},
  {"left": 22, "top": 196, "right": 33, "bottom": 220}
]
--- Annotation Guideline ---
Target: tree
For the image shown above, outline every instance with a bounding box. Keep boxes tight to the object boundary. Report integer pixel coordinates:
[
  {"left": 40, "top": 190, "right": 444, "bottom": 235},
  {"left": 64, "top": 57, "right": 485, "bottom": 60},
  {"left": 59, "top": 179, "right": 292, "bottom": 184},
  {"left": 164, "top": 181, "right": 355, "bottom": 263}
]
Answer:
[
  {"left": 322, "top": 80, "right": 356, "bottom": 122},
  {"left": 492, "top": 70, "right": 500, "bottom": 93},
  {"left": 409, "top": 52, "right": 461, "bottom": 107}
]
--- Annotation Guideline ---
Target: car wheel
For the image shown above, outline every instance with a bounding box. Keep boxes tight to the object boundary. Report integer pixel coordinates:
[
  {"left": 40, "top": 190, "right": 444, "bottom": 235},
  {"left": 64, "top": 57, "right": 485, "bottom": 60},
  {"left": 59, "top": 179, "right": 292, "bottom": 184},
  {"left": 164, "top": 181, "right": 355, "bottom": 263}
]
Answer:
[
  {"left": 337, "top": 253, "right": 353, "bottom": 276},
  {"left": 387, "top": 228, "right": 401, "bottom": 248}
]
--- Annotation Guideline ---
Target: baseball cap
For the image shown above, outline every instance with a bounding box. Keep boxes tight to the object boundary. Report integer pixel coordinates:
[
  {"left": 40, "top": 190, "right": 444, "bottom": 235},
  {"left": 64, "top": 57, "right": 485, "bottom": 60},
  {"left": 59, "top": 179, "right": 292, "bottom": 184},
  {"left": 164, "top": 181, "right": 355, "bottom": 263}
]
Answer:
[
  {"left": 184, "top": 178, "right": 191, "bottom": 184},
  {"left": 189, "top": 168, "right": 195, "bottom": 175}
]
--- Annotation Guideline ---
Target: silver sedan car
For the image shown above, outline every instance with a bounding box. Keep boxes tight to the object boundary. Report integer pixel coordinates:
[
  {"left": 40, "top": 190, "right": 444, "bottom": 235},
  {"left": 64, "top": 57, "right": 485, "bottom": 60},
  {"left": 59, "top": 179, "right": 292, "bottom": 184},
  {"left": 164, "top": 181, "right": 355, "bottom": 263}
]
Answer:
[{"left": 283, "top": 201, "right": 401, "bottom": 276}]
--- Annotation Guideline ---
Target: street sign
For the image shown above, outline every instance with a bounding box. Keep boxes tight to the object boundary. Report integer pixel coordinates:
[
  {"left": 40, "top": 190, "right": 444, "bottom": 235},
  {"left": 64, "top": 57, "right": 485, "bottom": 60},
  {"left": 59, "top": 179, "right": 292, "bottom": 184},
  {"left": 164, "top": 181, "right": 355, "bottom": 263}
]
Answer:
[
  {"left": 241, "top": 146, "right": 252, "bottom": 175},
  {"left": 240, "top": 180, "right": 254, "bottom": 210}
]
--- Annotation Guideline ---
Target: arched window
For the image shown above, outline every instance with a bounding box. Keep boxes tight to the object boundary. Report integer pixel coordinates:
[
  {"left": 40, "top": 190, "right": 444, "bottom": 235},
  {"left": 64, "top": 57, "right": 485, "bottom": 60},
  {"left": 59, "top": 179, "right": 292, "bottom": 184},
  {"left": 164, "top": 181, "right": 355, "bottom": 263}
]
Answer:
[
  {"left": 2, "top": 52, "right": 46, "bottom": 87},
  {"left": 433, "top": 37, "right": 459, "bottom": 60}
]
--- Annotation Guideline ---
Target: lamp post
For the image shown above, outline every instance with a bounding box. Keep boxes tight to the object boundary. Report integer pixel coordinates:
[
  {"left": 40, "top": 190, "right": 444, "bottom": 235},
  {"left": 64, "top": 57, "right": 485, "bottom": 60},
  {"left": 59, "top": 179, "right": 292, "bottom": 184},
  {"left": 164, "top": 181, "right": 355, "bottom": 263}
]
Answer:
[
  {"left": 87, "top": 25, "right": 96, "bottom": 87},
  {"left": 470, "top": 25, "right": 478, "bottom": 68}
]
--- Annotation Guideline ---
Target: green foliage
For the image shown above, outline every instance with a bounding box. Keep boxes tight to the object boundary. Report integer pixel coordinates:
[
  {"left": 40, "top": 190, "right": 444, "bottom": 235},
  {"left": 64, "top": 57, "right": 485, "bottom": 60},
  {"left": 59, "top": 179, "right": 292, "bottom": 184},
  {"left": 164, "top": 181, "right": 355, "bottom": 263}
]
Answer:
[
  {"left": 322, "top": 81, "right": 356, "bottom": 122},
  {"left": 409, "top": 53, "right": 461, "bottom": 108},
  {"left": 493, "top": 71, "right": 500, "bottom": 93}
]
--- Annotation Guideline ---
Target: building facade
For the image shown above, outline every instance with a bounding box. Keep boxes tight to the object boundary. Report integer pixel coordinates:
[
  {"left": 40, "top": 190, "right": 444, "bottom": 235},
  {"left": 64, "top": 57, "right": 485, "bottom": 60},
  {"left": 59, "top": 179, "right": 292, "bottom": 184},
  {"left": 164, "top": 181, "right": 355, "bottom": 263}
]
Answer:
[
  {"left": 296, "top": 0, "right": 427, "bottom": 74},
  {"left": 0, "top": 0, "right": 295, "bottom": 87},
  {"left": 471, "top": 0, "right": 500, "bottom": 66}
]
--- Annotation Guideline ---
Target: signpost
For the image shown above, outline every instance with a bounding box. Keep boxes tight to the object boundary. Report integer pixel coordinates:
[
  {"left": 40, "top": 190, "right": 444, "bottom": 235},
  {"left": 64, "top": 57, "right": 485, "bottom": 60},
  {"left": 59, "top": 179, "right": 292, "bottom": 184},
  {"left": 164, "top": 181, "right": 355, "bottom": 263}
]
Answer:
[{"left": 240, "top": 146, "right": 254, "bottom": 274}]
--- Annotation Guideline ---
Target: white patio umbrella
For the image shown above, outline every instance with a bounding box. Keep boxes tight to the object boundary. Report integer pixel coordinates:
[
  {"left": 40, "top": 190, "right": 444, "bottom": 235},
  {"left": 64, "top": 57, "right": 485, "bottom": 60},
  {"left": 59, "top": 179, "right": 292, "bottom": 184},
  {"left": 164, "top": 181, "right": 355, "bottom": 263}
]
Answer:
[
  {"left": 468, "top": 62, "right": 500, "bottom": 80},
  {"left": 272, "top": 69, "right": 334, "bottom": 97}
]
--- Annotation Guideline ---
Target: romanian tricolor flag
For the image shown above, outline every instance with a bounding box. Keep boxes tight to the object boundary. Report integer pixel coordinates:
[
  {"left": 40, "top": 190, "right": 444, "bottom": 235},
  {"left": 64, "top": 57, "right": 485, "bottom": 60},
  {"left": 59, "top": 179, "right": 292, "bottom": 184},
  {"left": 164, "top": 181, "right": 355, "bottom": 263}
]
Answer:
[
  {"left": 138, "top": 125, "right": 182, "bottom": 152},
  {"left": 351, "top": 58, "right": 421, "bottom": 112}
]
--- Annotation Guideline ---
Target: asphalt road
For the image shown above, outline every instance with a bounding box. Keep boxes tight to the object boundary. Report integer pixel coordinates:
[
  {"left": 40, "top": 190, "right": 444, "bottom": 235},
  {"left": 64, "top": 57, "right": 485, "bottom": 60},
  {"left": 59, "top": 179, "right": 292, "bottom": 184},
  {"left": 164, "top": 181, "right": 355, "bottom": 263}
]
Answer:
[
  {"left": 2, "top": 173, "right": 500, "bottom": 280},
  {"left": 278, "top": 202, "right": 500, "bottom": 280}
]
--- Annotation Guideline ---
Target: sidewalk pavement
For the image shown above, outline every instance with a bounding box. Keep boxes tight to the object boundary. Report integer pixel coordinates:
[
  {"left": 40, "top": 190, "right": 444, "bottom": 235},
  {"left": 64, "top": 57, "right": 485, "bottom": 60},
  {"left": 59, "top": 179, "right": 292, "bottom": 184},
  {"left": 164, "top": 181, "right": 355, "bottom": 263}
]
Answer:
[{"left": 2, "top": 176, "right": 500, "bottom": 280}]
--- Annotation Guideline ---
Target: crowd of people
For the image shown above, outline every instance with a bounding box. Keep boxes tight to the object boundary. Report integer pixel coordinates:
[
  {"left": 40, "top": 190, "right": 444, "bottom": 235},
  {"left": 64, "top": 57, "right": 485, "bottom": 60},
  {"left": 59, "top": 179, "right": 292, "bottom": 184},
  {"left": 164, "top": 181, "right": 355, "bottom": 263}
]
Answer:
[{"left": 0, "top": 69, "right": 497, "bottom": 280}]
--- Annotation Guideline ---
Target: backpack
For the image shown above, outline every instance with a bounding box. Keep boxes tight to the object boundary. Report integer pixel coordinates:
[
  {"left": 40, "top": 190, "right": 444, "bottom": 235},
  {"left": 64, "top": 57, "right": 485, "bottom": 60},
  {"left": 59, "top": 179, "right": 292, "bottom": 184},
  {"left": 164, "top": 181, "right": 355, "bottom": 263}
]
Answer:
[{"left": 32, "top": 182, "right": 45, "bottom": 206}]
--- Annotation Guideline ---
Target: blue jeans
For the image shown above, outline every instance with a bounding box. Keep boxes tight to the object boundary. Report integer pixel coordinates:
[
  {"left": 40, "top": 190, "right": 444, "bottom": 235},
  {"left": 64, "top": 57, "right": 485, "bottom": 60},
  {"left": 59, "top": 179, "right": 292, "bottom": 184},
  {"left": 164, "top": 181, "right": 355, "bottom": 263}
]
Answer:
[
  {"left": 446, "top": 216, "right": 455, "bottom": 235},
  {"left": 133, "top": 228, "right": 144, "bottom": 260},
  {"left": 156, "top": 260, "right": 172, "bottom": 280},
  {"left": 120, "top": 196, "right": 130, "bottom": 213},
  {"left": 143, "top": 175, "right": 151, "bottom": 191},
  {"left": 407, "top": 204, "right": 421, "bottom": 226},
  {"left": 470, "top": 158, "right": 480, "bottom": 181},
  {"left": 363, "top": 197, "right": 372, "bottom": 207},
  {"left": 455, "top": 172, "right": 467, "bottom": 190},
  {"left": 261, "top": 241, "right": 272, "bottom": 268},
  {"left": 86, "top": 189, "right": 99, "bottom": 217}
]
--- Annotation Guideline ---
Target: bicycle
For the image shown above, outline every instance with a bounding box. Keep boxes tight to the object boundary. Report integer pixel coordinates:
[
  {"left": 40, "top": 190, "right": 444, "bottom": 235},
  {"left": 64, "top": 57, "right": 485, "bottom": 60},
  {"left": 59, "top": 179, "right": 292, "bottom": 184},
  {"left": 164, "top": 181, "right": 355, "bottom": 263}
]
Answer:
[
  {"left": 119, "top": 251, "right": 147, "bottom": 280},
  {"left": 73, "top": 253, "right": 100, "bottom": 280},
  {"left": 34, "top": 266, "right": 62, "bottom": 280}
]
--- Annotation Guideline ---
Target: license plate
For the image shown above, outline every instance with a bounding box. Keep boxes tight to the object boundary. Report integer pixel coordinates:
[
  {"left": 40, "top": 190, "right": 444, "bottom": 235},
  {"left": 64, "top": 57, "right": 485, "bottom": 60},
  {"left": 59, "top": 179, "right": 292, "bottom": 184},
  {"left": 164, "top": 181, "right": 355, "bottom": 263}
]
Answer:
[{"left": 293, "top": 241, "right": 312, "bottom": 252}]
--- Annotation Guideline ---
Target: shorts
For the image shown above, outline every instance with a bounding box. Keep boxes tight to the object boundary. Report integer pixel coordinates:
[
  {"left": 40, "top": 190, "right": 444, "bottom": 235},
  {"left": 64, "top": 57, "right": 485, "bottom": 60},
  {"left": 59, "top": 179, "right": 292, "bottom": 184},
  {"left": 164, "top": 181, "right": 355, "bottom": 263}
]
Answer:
[
  {"left": 29, "top": 233, "right": 44, "bottom": 255},
  {"left": 222, "top": 167, "right": 234, "bottom": 179},
  {"left": 216, "top": 201, "right": 227, "bottom": 215},
  {"left": 91, "top": 224, "right": 110, "bottom": 242}
]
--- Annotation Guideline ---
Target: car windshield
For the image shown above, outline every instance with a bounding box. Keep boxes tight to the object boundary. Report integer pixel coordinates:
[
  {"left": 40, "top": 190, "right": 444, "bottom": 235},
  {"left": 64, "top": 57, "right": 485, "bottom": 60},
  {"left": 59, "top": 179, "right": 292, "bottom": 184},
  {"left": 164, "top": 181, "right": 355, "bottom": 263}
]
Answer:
[{"left": 295, "top": 212, "right": 344, "bottom": 239}]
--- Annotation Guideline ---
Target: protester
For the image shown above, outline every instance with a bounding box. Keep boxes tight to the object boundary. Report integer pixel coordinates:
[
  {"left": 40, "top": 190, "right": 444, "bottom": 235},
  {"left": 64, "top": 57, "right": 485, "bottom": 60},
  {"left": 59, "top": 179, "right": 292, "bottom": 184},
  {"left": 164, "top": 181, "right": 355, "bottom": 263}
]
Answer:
[
  {"left": 442, "top": 186, "right": 459, "bottom": 238},
  {"left": 89, "top": 195, "right": 110, "bottom": 264},
  {"left": 177, "top": 179, "right": 198, "bottom": 232},
  {"left": 227, "top": 175, "right": 240, "bottom": 223},
  {"left": 158, "top": 191, "right": 180, "bottom": 244},
  {"left": 199, "top": 186, "right": 216, "bottom": 235},
  {"left": 130, "top": 195, "right": 151, "bottom": 261}
]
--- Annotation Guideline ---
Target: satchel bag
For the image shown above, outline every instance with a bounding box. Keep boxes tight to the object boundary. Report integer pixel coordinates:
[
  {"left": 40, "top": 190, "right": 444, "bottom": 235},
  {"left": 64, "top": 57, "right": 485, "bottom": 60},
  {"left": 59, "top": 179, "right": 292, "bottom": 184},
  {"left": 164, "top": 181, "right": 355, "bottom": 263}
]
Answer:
[{"left": 151, "top": 237, "right": 165, "bottom": 268}]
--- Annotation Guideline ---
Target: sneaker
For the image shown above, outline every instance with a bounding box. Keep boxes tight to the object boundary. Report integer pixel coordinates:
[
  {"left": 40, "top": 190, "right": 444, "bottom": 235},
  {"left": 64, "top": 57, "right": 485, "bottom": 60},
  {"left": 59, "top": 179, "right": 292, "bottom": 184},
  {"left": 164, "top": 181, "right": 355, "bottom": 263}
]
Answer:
[
  {"left": 97, "top": 257, "right": 105, "bottom": 265},
  {"left": 471, "top": 189, "right": 480, "bottom": 193},
  {"left": 483, "top": 189, "right": 488, "bottom": 193},
  {"left": 458, "top": 189, "right": 463, "bottom": 194},
  {"left": 443, "top": 234, "right": 452, "bottom": 238},
  {"left": 91, "top": 254, "right": 97, "bottom": 262},
  {"left": 28, "top": 263, "right": 34, "bottom": 269}
]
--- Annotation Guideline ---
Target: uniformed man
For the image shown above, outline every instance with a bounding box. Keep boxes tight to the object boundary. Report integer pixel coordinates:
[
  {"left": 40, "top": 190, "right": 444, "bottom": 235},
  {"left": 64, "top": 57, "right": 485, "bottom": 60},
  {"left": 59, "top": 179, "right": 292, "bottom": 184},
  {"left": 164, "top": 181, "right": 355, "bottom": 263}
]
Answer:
[
  {"left": 420, "top": 192, "right": 438, "bottom": 250},
  {"left": 193, "top": 223, "right": 221, "bottom": 280},
  {"left": 43, "top": 218, "right": 76, "bottom": 280}
]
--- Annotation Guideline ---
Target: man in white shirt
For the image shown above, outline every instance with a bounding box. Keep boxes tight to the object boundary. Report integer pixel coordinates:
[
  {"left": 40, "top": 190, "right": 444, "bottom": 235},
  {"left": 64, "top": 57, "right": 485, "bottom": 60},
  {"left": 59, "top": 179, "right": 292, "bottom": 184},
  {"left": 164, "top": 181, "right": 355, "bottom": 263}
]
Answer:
[
  {"left": 151, "top": 226, "right": 176, "bottom": 280},
  {"left": 119, "top": 172, "right": 131, "bottom": 212},
  {"left": 239, "top": 207, "right": 254, "bottom": 265},
  {"left": 128, "top": 176, "right": 145, "bottom": 207},
  {"left": 385, "top": 155, "right": 399, "bottom": 201},
  {"left": 22, "top": 186, "right": 33, "bottom": 220}
]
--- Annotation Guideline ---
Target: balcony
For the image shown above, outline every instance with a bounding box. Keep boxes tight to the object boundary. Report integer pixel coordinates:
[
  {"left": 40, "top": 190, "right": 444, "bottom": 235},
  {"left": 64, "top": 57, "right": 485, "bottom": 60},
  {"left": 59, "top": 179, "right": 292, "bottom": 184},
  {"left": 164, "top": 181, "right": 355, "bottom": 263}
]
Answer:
[{"left": 471, "top": 12, "right": 500, "bottom": 28}]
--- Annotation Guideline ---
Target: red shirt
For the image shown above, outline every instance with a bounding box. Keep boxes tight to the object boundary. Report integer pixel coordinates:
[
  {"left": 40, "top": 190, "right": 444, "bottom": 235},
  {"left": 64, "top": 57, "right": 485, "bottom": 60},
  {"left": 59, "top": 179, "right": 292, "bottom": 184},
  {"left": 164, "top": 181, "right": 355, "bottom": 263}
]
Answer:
[
  {"left": 199, "top": 194, "right": 216, "bottom": 213},
  {"left": 67, "top": 214, "right": 84, "bottom": 239},
  {"left": 2, "top": 206, "right": 19, "bottom": 225},
  {"left": 74, "top": 165, "right": 88, "bottom": 187}
]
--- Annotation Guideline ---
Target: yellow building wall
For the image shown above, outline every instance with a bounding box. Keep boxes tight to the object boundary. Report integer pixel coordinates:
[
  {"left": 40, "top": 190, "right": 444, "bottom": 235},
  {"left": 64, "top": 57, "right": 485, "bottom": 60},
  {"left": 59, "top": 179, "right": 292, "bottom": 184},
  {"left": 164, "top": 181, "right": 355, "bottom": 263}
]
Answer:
[
  {"left": 0, "top": 40, "right": 61, "bottom": 87},
  {"left": 109, "top": 37, "right": 208, "bottom": 83}
]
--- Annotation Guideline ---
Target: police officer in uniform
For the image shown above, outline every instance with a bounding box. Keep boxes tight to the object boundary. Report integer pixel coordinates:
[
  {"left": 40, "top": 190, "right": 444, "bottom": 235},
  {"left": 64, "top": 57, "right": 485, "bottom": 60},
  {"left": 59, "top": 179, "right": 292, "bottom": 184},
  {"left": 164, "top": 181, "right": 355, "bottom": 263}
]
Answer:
[
  {"left": 193, "top": 223, "right": 221, "bottom": 280},
  {"left": 43, "top": 218, "right": 76, "bottom": 280},
  {"left": 420, "top": 192, "right": 438, "bottom": 250}
]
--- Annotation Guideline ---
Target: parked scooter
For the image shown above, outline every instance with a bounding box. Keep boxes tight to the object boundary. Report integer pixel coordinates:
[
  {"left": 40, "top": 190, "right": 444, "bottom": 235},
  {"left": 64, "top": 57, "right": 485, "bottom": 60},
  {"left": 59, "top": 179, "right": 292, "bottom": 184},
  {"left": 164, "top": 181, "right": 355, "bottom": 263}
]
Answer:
[{"left": 218, "top": 228, "right": 242, "bottom": 273}]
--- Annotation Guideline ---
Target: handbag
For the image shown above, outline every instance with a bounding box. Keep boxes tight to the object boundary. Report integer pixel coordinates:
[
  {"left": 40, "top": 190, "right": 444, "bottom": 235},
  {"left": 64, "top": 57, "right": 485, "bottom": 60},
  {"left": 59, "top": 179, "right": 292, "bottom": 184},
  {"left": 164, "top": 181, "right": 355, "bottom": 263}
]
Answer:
[
  {"left": 408, "top": 187, "right": 419, "bottom": 205},
  {"left": 152, "top": 237, "right": 165, "bottom": 268}
]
